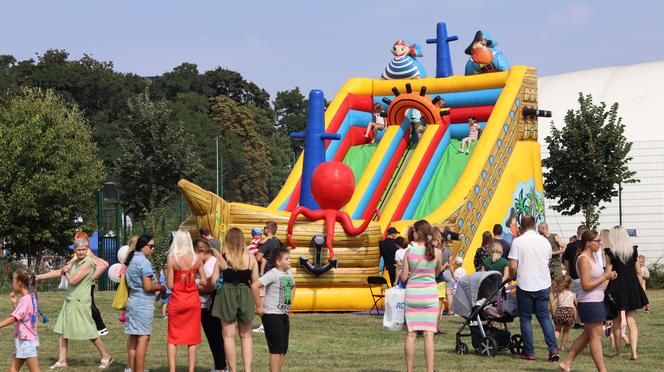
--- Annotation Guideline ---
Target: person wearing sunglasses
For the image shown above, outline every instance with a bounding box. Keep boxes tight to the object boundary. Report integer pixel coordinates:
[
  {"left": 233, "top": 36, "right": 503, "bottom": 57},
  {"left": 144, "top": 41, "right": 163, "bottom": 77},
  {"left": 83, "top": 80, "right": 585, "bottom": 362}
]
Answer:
[
  {"left": 124, "top": 235, "right": 164, "bottom": 372},
  {"left": 559, "top": 230, "right": 617, "bottom": 372}
]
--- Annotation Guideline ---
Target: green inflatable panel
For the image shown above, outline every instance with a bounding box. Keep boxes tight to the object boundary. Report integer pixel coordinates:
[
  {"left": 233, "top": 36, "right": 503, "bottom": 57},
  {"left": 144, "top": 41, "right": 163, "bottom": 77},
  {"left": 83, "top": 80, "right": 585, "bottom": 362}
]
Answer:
[
  {"left": 412, "top": 139, "right": 477, "bottom": 219},
  {"left": 342, "top": 143, "right": 377, "bottom": 185}
]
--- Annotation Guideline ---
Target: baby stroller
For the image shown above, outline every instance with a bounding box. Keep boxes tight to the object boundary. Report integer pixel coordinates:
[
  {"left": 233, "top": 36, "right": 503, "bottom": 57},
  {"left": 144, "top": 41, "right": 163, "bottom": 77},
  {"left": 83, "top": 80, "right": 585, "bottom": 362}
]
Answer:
[{"left": 452, "top": 271, "right": 523, "bottom": 357}]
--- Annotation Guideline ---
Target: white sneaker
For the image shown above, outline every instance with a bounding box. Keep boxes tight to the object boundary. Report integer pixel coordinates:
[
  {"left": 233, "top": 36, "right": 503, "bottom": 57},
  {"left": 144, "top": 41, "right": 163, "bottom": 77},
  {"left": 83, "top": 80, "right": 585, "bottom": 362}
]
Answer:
[{"left": 252, "top": 324, "right": 265, "bottom": 333}]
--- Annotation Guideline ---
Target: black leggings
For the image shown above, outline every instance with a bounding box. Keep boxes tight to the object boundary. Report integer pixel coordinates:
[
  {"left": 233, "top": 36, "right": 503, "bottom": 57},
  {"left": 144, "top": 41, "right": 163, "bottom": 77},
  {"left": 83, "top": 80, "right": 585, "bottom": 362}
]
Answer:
[
  {"left": 90, "top": 285, "right": 106, "bottom": 331},
  {"left": 201, "top": 308, "right": 226, "bottom": 369}
]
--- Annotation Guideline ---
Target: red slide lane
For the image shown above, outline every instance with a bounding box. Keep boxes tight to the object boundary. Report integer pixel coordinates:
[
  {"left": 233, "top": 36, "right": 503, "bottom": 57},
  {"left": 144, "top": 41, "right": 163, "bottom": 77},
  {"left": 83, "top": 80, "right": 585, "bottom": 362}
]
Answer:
[
  {"left": 390, "top": 124, "right": 447, "bottom": 223},
  {"left": 359, "top": 133, "right": 411, "bottom": 221}
]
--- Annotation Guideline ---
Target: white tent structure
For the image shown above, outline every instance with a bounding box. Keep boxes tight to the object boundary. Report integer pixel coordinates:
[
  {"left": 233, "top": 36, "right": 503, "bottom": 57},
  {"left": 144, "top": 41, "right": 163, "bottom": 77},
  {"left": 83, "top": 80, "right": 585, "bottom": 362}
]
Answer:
[{"left": 538, "top": 61, "right": 664, "bottom": 263}]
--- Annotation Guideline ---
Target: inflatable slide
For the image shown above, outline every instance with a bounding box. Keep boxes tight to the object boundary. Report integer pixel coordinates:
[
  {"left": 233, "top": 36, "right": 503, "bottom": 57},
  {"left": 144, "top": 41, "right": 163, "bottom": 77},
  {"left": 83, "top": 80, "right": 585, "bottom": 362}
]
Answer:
[{"left": 178, "top": 23, "right": 547, "bottom": 311}]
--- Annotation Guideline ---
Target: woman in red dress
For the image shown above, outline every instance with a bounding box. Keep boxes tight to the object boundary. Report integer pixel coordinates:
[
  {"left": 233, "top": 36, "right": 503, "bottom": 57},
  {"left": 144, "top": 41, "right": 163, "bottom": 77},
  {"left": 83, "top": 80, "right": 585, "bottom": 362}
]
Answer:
[{"left": 166, "top": 229, "right": 207, "bottom": 372}]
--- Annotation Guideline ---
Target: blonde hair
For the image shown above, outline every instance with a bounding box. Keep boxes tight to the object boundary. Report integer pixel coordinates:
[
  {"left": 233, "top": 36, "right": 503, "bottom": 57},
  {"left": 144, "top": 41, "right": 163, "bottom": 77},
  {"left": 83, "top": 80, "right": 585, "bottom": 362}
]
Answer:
[
  {"left": 224, "top": 227, "right": 249, "bottom": 270},
  {"left": 608, "top": 225, "right": 633, "bottom": 264},
  {"left": 128, "top": 235, "right": 140, "bottom": 250},
  {"left": 599, "top": 229, "right": 611, "bottom": 249},
  {"left": 491, "top": 241, "right": 503, "bottom": 263},
  {"left": 167, "top": 229, "right": 195, "bottom": 259}
]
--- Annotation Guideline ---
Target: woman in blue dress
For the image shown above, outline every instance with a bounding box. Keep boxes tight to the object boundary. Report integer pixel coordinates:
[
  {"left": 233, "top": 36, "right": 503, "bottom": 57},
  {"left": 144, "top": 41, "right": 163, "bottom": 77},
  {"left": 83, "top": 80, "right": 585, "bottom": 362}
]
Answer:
[{"left": 124, "top": 235, "right": 163, "bottom": 372}]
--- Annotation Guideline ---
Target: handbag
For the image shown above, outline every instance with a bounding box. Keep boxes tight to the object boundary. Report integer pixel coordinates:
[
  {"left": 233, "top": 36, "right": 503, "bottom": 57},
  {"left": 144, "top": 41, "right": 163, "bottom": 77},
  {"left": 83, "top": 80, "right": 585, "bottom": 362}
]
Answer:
[
  {"left": 604, "top": 290, "right": 618, "bottom": 320},
  {"left": 383, "top": 286, "right": 406, "bottom": 331},
  {"left": 112, "top": 274, "right": 129, "bottom": 310}
]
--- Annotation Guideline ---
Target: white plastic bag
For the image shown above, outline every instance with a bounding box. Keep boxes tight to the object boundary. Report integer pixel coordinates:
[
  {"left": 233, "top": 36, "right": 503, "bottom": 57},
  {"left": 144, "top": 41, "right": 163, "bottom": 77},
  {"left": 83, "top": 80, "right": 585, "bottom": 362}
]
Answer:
[
  {"left": 383, "top": 286, "right": 406, "bottom": 331},
  {"left": 58, "top": 275, "right": 68, "bottom": 290}
]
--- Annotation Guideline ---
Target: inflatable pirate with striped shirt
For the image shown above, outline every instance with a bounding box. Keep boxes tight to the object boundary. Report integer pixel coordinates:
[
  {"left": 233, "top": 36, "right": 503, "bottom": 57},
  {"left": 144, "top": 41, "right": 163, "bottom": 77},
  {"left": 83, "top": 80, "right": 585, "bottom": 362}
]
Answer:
[{"left": 381, "top": 40, "right": 427, "bottom": 79}]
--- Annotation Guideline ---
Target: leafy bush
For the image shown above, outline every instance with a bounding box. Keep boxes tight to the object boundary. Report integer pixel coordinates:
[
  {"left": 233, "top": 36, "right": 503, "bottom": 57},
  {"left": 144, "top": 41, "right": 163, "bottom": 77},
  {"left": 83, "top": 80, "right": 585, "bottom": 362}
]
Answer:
[{"left": 648, "top": 259, "right": 664, "bottom": 289}]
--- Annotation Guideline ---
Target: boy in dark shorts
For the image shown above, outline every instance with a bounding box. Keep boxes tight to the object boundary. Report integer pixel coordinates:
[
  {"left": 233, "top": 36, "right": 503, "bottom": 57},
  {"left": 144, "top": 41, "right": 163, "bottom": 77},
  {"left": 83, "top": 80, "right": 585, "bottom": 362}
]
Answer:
[{"left": 251, "top": 247, "right": 295, "bottom": 372}]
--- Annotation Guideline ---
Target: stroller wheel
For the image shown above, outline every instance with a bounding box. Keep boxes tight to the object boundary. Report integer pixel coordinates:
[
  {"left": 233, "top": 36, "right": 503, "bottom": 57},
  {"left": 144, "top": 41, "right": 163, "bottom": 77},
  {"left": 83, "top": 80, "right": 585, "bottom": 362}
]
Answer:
[
  {"left": 479, "top": 336, "right": 498, "bottom": 357},
  {"left": 456, "top": 341, "right": 469, "bottom": 355},
  {"left": 509, "top": 334, "right": 523, "bottom": 355}
]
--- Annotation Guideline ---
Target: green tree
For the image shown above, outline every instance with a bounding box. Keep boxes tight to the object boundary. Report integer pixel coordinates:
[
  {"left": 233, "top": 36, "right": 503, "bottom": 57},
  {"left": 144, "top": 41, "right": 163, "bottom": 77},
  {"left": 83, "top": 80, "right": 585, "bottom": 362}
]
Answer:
[
  {"left": 209, "top": 96, "right": 270, "bottom": 203},
  {"left": 0, "top": 50, "right": 148, "bottom": 166},
  {"left": 203, "top": 67, "right": 270, "bottom": 109},
  {"left": 542, "top": 93, "right": 637, "bottom": 228},
  {"left": 273, "top": 87, "right": 308, "bottom": 158},
  {"left": 0, "top": 88, "right": 105, "bottom": 262},
  {"left": 114, "top": 89, "right": 202, "bottom": 221},
  {"left": 167, "top": 92, "right": 218, "bottom": 190},
  {"left": 151, "top": 63, "right": 207, "bottom": 100}
]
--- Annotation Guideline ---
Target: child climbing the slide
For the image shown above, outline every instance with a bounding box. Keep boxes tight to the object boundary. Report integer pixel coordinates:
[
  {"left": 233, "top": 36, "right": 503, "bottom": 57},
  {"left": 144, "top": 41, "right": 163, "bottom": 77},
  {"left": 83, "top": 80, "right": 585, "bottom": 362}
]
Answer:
[
  {"left": 459, "top": 115, "right": 480, "bottom": 154},
  {"left": 364, "top": 103, "right": 387, "bottom": 143}
]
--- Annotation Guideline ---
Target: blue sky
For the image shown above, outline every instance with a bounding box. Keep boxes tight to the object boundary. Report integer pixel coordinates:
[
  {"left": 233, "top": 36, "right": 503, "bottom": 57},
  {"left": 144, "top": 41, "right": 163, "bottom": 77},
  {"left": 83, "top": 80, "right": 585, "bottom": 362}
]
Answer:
[{"left": 2, "top": 0, "right": 662, "bottom": 99}]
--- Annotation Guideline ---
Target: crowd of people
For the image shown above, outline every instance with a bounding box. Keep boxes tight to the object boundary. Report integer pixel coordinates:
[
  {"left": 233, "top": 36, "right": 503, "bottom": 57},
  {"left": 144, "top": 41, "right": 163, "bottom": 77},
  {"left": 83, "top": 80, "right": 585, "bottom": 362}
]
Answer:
[
  {"left": 0, "top": 214, "right": 654, "bottom": 372},
  {"left": 1, "top": 222, "right": 294, "bottom": 372},
  {"left": 380, "top": 216, "right": 651, "bottom": 372}
]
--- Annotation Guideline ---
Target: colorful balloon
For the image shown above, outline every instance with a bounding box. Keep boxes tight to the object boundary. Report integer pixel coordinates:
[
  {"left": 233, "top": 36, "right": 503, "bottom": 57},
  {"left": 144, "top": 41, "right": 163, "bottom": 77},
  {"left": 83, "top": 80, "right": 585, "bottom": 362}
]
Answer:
[
  {"left": 117, "top": 245, "right": 129, "bottom": 264},
  {"left": 108, "top": 263, "right": 122, "bottom": 283}
]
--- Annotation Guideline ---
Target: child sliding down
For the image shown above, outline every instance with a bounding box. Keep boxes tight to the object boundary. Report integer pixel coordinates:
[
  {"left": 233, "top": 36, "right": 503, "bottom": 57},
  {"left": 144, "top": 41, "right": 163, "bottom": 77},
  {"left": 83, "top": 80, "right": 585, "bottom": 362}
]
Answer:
[
  {"left": 364, "top": 103, "right": 387, "bottom": 143},
  {"left": 459, "top": 115, "right": 481, "bottom": 154}
]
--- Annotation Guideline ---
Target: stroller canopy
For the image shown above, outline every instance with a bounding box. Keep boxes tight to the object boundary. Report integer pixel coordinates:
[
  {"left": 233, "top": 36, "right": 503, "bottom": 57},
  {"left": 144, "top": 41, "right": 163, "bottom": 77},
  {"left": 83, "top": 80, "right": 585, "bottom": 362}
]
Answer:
[{"left": 452, "top": 271, "right": 503, "bottom": 318}]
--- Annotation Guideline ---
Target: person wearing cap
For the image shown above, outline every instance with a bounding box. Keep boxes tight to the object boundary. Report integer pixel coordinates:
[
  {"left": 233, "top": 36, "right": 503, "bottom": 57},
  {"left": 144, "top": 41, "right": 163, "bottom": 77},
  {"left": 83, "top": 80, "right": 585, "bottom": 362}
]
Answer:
[
  {"left": 464, "top": 30, "right": 510, "bottom": 76},
  {"left": 248, "top": 227, "right": 264, "bottom": 256},
  {"left": 380, "top": 227, "right": 400, "bottom": 285}
]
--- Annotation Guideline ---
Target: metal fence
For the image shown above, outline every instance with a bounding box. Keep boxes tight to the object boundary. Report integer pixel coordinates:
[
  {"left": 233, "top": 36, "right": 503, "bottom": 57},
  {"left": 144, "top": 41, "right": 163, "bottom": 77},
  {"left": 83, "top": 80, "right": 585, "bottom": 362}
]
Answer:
[{"left": 541, "top": 140, "right": 664, "bottom": 263}]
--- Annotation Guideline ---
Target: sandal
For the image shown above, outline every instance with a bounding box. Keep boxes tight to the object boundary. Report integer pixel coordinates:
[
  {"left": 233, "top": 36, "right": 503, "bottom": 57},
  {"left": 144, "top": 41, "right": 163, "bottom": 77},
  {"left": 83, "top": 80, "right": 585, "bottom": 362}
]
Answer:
[
  {"left": 50, "top": 361, "right": 68, "bottom": 369},
  {"left": 98, "top": 356, "right": 113, "bottom": 369}
]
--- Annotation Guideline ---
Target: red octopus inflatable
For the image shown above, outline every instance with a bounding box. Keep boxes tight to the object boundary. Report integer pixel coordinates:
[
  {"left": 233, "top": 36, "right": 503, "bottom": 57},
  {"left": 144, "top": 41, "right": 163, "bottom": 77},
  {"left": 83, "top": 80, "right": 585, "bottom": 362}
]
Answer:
[{"left": 287, "top": 161, "right": 378, "bottom": 260}]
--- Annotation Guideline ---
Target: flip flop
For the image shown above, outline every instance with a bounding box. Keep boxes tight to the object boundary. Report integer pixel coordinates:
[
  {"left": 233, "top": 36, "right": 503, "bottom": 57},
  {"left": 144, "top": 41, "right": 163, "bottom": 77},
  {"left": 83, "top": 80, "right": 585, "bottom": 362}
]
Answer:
[
  {"left": 98, "top": 357, "right": 113, "bottom": 369},
  {"left": 50, "top": 361, "right": 67, "bottom": 369}
]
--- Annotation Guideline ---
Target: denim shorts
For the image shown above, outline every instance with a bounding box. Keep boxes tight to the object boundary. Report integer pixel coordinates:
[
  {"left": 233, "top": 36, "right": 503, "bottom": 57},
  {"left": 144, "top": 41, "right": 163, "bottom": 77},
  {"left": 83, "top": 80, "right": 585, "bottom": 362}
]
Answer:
[
  {"left": 578, "top": 302, "right": 606, "bottom": 324},
  {"left": 15, "top": 338, "right": 39, "bottom": 359}
]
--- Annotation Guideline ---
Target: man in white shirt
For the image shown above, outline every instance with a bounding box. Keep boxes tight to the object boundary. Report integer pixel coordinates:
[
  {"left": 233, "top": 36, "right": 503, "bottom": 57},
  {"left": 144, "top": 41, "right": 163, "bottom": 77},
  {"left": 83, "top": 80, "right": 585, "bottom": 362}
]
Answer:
[{"left": 508, "top": 215, "right": 559, "bottom": 362}]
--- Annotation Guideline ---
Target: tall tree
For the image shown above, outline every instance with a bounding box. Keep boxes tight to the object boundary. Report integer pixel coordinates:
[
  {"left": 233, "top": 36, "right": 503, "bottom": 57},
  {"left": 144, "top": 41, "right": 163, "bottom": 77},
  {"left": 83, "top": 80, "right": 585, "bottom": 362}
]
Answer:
[
  {"left": 209, "top": 96, "right": 270, "bottom": 203},
  {"left": 203, "top": 67, "right": 271, "bottom": 109},
  {"left": 0, "top": 88, "right": 105, "bottom": 261},
  {"left": 273, "top": 87, "right": 308, "bottom": 158},
  {"left": 543, "top": 93, "right": 638, "bottom": 228},
  {"left": 114, "top": 89, "right": 202, "bottom": 220},
  {"left": 167, "top": 91, "right": 218, "bottom": 190},
  {"left": 151, "top": 63, "right": 207, "bottom": 100}
]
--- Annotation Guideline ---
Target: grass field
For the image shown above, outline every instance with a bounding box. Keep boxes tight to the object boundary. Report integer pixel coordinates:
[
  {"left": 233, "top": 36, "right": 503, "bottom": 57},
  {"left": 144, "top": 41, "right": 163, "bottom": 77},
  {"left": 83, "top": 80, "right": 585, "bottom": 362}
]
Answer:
[{"left": 0, "top": 290, "right": 662, "bottom": 371}]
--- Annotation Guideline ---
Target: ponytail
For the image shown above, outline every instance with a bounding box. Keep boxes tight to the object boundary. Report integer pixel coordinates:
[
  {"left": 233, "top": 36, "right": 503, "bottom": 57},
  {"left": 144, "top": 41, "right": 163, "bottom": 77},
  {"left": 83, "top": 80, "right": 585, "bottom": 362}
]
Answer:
[
  {"left": 125, "top": 235, "right": 153, "bottom": 268},
  {"left": 14, "top": 269, "right": 47, "bottom": 324},
  {"left": 491, "top": 242, "right": 503, "bottom": 263}
]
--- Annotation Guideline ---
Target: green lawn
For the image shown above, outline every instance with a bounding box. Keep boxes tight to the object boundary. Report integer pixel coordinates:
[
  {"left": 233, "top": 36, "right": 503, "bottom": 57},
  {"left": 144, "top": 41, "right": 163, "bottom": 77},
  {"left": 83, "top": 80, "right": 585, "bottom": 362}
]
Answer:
[{"left": 0, "top": 290, "right": 662, "bottom": 371}]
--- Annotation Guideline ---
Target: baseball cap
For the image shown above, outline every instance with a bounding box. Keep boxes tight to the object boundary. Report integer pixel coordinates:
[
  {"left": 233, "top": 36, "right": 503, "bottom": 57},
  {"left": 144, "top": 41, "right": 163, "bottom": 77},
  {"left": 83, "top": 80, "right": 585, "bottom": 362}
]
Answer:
[{"left": 387, "top": 227, "right": 400, "bottom": 235}]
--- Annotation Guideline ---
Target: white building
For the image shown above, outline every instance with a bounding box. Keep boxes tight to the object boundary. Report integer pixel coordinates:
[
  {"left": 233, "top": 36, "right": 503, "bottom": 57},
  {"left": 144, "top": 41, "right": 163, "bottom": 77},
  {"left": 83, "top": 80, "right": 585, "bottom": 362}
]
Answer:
[{"left": 538, "top": 61, "right": 664, "bottom": 263}]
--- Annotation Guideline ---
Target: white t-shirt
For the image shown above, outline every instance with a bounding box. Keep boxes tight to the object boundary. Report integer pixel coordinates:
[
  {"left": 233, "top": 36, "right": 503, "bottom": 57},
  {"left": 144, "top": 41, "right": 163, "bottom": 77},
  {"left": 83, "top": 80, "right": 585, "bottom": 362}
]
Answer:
[
  {"left": 508, "top": 230, "right": 552, "bottom": 291},
  {"left": 395, "top": 248, "right": 408, "bottom": 263},
  {"left": 199, "top": 256, "right": 217, "bottom": 307}
]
